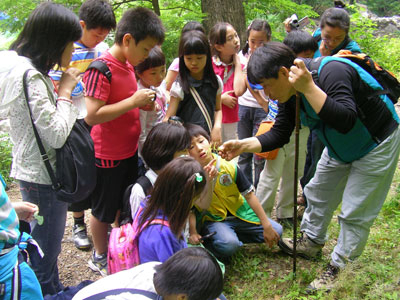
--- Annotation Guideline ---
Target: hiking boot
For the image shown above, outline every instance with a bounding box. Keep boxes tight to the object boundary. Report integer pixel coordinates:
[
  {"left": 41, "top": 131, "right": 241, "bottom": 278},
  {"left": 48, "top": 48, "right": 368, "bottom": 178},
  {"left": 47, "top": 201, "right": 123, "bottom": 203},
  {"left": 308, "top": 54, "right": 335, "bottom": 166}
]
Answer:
[
  {"left": 88, "top": 250, "right": 108, "bottom": 276},
  {"left": 73, "top": 224, "right": 92, "bottom": 250},
  {"left": 306, "top": 263, "right": 340, "bottom": 293},
  {"left": 278, "top": 232, "right": 323, "bottom": 260}
]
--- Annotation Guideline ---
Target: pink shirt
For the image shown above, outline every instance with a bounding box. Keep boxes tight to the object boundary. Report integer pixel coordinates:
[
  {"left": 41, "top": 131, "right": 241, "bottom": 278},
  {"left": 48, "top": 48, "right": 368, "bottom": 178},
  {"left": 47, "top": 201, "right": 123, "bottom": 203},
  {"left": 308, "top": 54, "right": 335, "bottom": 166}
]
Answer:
[
  {"left": 84, "top": 51, "right": 140, "bottom": 160},
  {"left": 212, "top": 56, "right": 241, "bottom": 123}
]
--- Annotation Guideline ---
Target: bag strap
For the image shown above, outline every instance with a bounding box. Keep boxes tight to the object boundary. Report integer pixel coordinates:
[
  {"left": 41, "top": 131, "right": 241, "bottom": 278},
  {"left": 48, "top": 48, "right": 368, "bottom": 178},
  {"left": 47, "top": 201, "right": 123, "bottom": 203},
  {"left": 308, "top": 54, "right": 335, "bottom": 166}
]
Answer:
[
  {"left": 223, "top": 66, "right": 235, "bottom": 84},
  {"left": 136, "top": 176, "right": 153, "bottom": 197},
  {"left": 149, "top": 218, "right": 169, "bottom": 227},
  {"left": 87, "top": 60, "right": 112, "bottom": 83},
  {"left": 85, "top": 288, "right": 160, "bottom": 300},
  {"left": 190, "top": 87, "right": 213, "bottom": 133},
  {"left": 22, "top": 70, "right": 60, "bottom": 191}
]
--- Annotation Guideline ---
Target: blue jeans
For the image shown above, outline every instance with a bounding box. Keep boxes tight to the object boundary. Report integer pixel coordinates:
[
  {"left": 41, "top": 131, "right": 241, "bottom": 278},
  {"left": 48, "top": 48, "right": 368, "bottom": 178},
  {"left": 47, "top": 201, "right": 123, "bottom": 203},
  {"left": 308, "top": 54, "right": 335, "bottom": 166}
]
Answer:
[
  {"left": 19, "top": 180, "right": 67, "bottom": 296},
  {"left": 237, "top": 105, "right": 267, "bottom": 187},
  {"left": 202, "top": 217, "right": 283, "bottom": 258}
]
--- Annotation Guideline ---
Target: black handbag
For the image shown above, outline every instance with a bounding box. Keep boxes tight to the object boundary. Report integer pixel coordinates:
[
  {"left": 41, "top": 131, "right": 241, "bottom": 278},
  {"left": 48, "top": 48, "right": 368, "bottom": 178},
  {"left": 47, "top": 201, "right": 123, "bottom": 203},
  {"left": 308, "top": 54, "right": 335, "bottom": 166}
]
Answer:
[{"left": 23, "top": 69, "right": 96, "bottom": 203}]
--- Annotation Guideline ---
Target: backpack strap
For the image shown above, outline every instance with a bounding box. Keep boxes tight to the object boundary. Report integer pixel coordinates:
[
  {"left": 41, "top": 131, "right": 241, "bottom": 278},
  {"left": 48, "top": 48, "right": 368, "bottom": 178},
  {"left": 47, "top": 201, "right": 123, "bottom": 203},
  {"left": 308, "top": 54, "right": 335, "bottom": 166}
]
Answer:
[
  {"left": 190, "top": 87, "right": 213, "bottom": 133},
  {"left": 136, "top": 176, "right": 153, "bottom": 197},
  {"left": 149, "top": 218, "right": 169, "bottom": 227},
  {"left": 120, "top": 176, "right": 153, "bottom": 225},
  {"left": 87, "top": 60, "right": 112, "bottom": 83},
  {"left": 305, "top": 57, "right": 324, "bottom": 88},
  {"left": 84, "top": 288, "right": 160, "bottom": 300}
]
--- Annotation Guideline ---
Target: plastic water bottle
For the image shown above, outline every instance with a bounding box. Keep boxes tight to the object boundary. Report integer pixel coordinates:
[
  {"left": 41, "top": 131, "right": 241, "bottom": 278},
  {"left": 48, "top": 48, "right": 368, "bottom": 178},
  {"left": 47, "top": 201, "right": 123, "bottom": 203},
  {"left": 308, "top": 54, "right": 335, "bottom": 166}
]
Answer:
[{"left": 71, "top": 81, "right": 87, "bottom": 119}]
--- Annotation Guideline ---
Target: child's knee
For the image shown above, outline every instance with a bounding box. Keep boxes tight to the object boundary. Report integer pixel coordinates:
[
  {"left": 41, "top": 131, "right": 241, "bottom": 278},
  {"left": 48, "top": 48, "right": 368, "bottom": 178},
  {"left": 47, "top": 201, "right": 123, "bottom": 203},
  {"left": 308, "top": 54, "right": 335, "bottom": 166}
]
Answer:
[{"left": 213, "top": 236, "right": 241, "bottom": 257}]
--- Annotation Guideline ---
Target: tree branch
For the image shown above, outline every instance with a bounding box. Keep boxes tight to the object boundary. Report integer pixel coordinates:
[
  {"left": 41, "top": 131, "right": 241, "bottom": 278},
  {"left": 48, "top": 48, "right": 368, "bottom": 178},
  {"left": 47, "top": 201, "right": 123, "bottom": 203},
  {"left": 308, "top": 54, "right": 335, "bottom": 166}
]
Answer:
[{"left": 160, "top": 6, "right": 194, "bottom": 12}]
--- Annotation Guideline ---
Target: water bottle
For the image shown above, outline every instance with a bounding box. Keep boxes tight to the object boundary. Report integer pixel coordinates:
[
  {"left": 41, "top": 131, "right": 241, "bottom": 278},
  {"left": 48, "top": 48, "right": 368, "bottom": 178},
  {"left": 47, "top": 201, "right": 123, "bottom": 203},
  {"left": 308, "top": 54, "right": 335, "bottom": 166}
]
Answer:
[{"left": 71, "top": 81, "right": 87, "bottom": 119}]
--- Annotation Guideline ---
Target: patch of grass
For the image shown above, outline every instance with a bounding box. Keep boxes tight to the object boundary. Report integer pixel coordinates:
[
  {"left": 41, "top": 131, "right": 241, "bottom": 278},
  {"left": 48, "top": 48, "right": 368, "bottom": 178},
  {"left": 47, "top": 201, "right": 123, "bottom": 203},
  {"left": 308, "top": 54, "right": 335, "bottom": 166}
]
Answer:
[{"left": 224, "top": 169, "right": 400, "bottom": 299}]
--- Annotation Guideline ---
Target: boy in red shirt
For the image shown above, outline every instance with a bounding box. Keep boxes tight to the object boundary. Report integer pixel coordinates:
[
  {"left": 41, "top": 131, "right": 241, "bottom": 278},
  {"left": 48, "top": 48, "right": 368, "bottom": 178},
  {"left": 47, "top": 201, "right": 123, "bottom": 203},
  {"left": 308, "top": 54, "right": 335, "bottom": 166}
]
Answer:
[{"left": 83, "top": 7, "right": 165, "bottom": 276}]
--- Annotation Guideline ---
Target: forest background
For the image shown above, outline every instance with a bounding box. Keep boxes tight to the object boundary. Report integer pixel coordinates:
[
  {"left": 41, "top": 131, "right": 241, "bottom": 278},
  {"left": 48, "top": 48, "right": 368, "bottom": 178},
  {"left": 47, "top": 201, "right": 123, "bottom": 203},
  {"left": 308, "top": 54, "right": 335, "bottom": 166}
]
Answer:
[
  {"left": 0, "top": 0, "right": 400, "bottom": 299},
  {"left": 0, "top": 0, "right": 400, "bottom": 74}
]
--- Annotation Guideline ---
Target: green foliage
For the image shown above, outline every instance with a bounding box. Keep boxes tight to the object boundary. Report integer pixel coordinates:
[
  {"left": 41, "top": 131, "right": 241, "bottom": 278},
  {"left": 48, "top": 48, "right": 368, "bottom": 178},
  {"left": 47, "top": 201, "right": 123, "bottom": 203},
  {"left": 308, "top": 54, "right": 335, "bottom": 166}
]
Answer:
[
  {"left": 0, "top": 0, "right": 83, "bottom": 33},
  {"left": 0, "top": 133, "right": 13, "bottom": 185},
  {"left": 292, "top": 0, "right": 333, "bottom": 14},
  {"left": 243, "top": 0, "right": 319, "bottom": 42},
  {"left": 360, "top": 0, "right": 400, "bottom": 17},
  {"left": 158, "top": 0, "right": 205, "bottom": 67},
  {"left": 349, "top": 5, "right": 400, "bottom": 76}
]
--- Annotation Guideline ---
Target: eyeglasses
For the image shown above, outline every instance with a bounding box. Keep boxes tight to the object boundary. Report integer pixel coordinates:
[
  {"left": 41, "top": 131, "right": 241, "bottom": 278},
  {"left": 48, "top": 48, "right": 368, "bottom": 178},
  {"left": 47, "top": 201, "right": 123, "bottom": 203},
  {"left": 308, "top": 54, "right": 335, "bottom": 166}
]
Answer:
[
  {"left": 321, "top": 36, "right": 345, "bottom": 43},
  {"left": 168, "top": 116, "right": 184, "bottom": 126}
]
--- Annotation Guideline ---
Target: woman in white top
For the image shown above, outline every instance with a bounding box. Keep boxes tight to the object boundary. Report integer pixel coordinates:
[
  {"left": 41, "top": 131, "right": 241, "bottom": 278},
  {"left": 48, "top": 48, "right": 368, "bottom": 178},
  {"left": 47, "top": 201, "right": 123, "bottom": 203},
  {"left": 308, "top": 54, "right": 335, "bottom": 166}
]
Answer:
[{"left": 0, "top": 2, "right": 82, "bottom": 295}]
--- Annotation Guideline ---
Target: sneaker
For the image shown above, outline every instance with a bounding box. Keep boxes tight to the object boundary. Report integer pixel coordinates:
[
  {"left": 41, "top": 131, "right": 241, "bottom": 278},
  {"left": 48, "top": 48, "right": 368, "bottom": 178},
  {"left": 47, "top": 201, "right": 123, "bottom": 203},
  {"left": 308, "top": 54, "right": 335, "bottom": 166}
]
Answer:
[
  {"left": 278, "top": 232, "right": 323, "bottom": 260},
  {"left": 307, "top": 263, "right": 340, "bottom": 292},
  {"left": 88, "top": 251, "right": 108, "bottom": 276},
  {"left": 73, "top": 224, "right": 92, "bottom": 250}
]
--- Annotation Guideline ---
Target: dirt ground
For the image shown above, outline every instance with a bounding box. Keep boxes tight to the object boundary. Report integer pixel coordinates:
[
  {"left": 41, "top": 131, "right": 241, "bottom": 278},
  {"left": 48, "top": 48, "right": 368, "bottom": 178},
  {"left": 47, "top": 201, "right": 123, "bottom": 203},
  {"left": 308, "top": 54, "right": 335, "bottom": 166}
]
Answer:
[{"left": 7, "top": 183, "right": 102, "bottom": 286}]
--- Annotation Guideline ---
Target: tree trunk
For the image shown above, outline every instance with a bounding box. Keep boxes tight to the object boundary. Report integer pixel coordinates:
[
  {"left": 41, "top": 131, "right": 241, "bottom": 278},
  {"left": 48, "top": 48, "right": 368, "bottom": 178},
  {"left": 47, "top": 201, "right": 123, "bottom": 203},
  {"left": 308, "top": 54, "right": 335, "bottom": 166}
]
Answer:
[
  {"left": 201, "top": 0, "right": 247, "bottom": 48},
  {"left": 152, "top": 0, "right": 160, "bottom": 16}
]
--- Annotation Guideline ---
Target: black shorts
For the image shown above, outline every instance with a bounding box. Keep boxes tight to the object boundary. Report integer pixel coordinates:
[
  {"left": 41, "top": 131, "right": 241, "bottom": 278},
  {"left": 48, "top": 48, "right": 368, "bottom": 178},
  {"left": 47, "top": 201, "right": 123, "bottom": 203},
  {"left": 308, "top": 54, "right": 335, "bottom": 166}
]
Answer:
[
  {"left": 90, "top": 153, "right": 138, "bottom": 223},
  {"left": 68, "top": 196, "right": 91, "bottom": 212}
]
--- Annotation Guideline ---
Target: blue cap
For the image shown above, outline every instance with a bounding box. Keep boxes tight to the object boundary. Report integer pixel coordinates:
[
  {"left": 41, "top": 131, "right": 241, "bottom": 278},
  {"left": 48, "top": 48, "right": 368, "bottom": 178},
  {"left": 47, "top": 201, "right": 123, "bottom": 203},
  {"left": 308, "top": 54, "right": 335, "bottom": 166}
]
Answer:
[{"left": 247, "top": 76, "right": 263, "bottom": 90}]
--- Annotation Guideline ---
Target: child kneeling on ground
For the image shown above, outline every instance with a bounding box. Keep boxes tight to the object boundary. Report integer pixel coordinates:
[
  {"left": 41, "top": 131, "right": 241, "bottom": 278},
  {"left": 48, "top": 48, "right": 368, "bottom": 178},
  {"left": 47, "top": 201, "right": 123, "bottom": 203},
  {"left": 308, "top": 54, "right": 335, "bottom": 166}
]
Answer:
[{"left": 185, "top": 123, "right": 282, "bottom": 260}]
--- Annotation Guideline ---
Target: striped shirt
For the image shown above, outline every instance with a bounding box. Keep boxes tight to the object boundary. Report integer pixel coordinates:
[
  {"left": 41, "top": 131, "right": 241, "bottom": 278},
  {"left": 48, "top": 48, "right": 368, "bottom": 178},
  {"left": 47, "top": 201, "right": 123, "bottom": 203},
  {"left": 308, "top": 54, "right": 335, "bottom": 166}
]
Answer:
[
  {"left": 266, "top": 99, "right": 279, "bottom": 121},
  {"left": 49, "top": 41, "right": 106, "bottom": 80}
]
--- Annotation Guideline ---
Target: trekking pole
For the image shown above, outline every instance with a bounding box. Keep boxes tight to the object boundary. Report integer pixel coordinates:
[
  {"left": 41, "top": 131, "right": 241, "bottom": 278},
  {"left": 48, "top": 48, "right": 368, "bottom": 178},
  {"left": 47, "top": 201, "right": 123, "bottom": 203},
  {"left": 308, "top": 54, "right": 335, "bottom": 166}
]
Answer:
[{"left": 293, "top": 92, "right": 301, "bottom": 278}]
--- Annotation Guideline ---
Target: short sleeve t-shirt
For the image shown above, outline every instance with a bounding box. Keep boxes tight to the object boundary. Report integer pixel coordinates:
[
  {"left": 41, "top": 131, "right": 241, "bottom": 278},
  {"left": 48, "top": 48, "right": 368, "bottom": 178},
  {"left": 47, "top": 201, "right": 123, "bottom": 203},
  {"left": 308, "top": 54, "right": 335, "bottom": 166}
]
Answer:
[
  {"left": 84, "top": 51, "right": 140, "bottom": 160},
  {"left": 168, "top": 57, "right": 179, "bottom": 72},
  {"left": 49, "top": 42, "right": 104, "bottom": 80},
  {"left": 237, "top": 51, "right": 263, "bottom": 108}
]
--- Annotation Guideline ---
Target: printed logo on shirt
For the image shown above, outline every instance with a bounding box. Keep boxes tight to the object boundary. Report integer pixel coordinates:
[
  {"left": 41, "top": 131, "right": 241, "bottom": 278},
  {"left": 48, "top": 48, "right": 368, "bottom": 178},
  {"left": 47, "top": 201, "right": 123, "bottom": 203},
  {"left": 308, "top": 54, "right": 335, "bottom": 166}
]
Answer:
[{"left": 219, "top": 174, "right": 233, "bottom": 186}]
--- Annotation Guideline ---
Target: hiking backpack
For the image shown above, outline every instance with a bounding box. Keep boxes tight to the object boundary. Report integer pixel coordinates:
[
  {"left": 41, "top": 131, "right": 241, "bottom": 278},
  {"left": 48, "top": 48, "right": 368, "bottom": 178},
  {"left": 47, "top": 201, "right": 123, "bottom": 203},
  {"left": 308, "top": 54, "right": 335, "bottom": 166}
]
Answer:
[{"left": 313, "top": 50, "right": 400, "bottom": 104}]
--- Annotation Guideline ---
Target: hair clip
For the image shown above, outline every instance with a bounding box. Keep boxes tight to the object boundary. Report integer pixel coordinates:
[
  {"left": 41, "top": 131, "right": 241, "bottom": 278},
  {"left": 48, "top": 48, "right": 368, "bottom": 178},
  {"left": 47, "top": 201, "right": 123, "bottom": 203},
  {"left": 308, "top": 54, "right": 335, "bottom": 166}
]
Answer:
[
  {"left": 195, "top": 173, "right": 203, "bottom": 182},
  {"left": 168, "top": 116, "right": 184, "bottom": 126}
]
